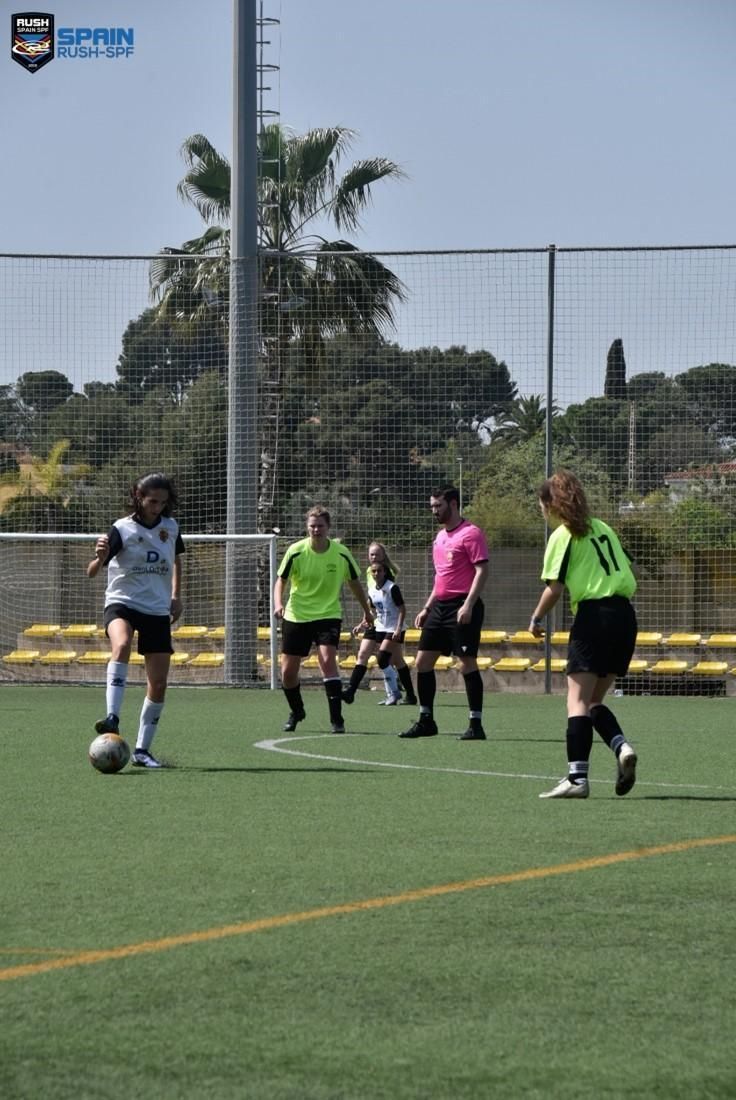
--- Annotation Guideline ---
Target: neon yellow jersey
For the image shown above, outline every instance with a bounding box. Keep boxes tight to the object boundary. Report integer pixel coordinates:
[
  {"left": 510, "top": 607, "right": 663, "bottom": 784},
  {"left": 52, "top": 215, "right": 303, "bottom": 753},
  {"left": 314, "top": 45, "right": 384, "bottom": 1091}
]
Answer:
[
  {"left": 278, "top": 538, "right": 360, "bottom": 622},
  {"left": 542, "top": 517, "right": 636, "bottom": 614}
]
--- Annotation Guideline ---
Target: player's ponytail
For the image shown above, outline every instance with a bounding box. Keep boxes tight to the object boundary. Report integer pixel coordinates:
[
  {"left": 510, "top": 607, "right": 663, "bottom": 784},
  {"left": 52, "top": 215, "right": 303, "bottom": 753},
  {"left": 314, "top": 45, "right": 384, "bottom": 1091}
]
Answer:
[{"left": 130, "top": 473, "right": 178, "bottom": 519}]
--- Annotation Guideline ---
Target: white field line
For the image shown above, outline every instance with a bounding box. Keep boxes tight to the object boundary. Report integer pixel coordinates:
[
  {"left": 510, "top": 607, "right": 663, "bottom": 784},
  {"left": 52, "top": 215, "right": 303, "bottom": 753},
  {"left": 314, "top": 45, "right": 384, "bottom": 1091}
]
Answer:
[{"left": 254, "top": 734, "right": 735, "bottom": 792}]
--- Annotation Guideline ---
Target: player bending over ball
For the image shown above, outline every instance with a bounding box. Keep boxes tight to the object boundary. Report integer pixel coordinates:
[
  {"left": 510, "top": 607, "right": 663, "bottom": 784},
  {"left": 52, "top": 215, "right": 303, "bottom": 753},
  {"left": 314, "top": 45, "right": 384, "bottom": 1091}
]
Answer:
[
  {"left": 273, "top": 506, "right": 373, "bottom": 734},
  {"left": 529, "top": 469, "right": 638, "bottom": 799},
  {"left": 86, "top": 472, "right": 184, "bottom": 769}
]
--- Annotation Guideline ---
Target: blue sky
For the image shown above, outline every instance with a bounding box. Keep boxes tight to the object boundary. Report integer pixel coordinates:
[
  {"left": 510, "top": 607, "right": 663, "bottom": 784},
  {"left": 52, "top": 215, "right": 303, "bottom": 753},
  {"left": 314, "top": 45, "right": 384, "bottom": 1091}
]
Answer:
[{"left": 3, "top": 0, "right": 734, "bottom": 255}]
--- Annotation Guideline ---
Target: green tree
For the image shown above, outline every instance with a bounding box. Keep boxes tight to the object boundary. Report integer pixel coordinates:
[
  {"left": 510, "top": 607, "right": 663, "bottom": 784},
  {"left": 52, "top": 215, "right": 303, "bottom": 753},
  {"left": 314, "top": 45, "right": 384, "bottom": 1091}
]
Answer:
[
  {"left": 16, "top": 371, "right": 74, "bottom": 414},
  {"left": 493, "top": 394, "right": 557, "bottom": 445},
  {"left": 150, "top": 126, "right": 407, "bottom": 531}
]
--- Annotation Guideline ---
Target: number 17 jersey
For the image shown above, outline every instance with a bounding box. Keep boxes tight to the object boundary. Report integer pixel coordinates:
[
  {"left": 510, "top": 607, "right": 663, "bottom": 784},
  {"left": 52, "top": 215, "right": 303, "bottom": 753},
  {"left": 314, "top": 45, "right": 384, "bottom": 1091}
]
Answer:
[{"left": 542, "top": 517, "right": 636, "bottom": 614}]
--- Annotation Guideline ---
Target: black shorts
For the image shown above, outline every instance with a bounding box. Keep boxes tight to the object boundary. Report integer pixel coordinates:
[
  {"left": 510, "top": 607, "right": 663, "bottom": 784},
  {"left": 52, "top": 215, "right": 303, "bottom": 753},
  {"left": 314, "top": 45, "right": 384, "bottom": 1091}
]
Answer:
[
  {"left": 364, "top": 628, "right": 406, "bottom": 644},
  {"left": 567, "top": 597, "right": 637, "bottom": 677},
  {"left": 103, "top": 603, "right": 173, "bottom": 655},
  {"left": 419, "top": 597, "right": 484, "bottom": 658},
  {"left": 281, "top": 618, "right": 342, "bottom": 657}
]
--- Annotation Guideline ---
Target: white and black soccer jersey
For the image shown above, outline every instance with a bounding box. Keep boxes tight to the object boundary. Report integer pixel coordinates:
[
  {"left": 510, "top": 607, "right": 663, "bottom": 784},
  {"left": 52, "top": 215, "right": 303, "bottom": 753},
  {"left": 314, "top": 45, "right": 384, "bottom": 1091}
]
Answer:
[
  {"left": 368, "top": 577, "right": 405, "bottom": 633},
  {"left": 103, "top": 515, "right": 184, "bottom": 616}
]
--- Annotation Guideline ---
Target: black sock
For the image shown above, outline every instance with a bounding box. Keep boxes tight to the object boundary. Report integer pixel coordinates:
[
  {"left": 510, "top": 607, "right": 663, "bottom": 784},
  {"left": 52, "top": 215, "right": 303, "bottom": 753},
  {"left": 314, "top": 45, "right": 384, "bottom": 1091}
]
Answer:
[
  {"left": 284, "top": 685, "right": 304, "bottom": 715},
  {"left": 397, "top": 665, "right": 416, "bottom": 699},
  {"left": 324, "top": 678, "right": 343, "bottom": 723},
  {"left": 349, "top": 664, "right": 368, "bottom": 692},
  {"left": 417, "top": 670, "right": 436, "bottom": 714},
  {"left": 566, "top": 715, "right": 593, "bottom": 777},
  {"left": 590, "top": 704, "right": 624, "bottom": 750},
  {"left": 463, "top": 669, "right": 484, "bottom": 714}
]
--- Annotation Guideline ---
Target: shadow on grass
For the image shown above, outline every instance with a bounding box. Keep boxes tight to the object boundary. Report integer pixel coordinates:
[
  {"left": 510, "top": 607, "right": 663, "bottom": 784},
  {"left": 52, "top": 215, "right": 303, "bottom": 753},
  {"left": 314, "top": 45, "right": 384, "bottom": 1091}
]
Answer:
[
  {"left": 641, "top": 794, "right": 736, "bottom": 802},
  {"left": 175, "top": 765, "right": 380, "bottom": 774}
]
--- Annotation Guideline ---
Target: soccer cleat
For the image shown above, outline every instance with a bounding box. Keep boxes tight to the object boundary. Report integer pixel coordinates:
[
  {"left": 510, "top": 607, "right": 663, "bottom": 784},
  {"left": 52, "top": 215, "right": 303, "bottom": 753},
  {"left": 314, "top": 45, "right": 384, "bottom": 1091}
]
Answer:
[
  {"left": 282, "top": 710, "right": 306, "bottom": 732},
  {"left": 457, "top": 724, "right": 487, "bottom": 741},
  {"left": 539, "top": 776, "right": 590, "bottom": 799},
  {"left": 378, "top": 695, "right": 402, "bottom": 706},
  {"left": 330, "top": 721, "right": 346, "bottom": 734},
  {"left": 131, "top": 749, "right": 163, "bottom": 769},
  {"left": 399, "top": 717, "right": 439, "bottom": 739},
  {"left": 341, "top": 689, "right": 355, "bottom": 705},
  {"left": 94, "top": 713, "right": 119, "bottom": 735},
  {"left": 615, "top": 744, "right": 638, "bottom": 796},
  {"left": 399, "top": 695, "right": 418, "bottom": 706}
]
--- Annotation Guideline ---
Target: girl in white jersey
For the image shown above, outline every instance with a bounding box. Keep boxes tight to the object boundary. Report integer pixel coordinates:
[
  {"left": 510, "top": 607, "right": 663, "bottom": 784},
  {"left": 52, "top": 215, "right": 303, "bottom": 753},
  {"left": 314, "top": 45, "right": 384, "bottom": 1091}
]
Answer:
[{"left": 86, "top": 473, "right": 184, "bottom": 768}]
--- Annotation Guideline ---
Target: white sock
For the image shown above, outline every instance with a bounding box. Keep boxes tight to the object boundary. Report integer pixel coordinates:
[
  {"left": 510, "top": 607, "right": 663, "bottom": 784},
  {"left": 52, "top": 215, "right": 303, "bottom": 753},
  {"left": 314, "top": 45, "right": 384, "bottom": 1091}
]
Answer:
[
  {"left": 383, "top": 665, "right": 399, "bottom": 697},
  {"left": 106, "top": 660, "right": 128, "bottom": 717},
  {"left": 136, "top": 697, "right": 164, "bottom": 752}
]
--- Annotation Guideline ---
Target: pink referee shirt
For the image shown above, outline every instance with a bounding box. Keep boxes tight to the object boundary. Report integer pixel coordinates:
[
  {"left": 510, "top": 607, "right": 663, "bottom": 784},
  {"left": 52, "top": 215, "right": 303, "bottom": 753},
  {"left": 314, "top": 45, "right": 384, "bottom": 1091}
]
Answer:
[{"left": 432, "top": 520, "right": 489, "bottom": 598}]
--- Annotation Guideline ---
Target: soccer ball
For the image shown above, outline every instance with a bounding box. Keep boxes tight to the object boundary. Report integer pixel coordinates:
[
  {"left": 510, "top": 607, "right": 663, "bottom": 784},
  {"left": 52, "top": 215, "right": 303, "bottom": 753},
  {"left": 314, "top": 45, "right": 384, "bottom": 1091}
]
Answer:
[{"left": 88, "top": 733, "right": 131, "bottom": 774}]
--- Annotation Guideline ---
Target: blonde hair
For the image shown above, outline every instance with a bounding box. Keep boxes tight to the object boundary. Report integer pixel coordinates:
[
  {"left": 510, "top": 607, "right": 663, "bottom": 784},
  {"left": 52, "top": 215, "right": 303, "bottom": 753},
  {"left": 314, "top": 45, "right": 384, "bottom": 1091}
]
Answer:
[{"left": 368, "top": 541, "right": 398, "bottom": 580}]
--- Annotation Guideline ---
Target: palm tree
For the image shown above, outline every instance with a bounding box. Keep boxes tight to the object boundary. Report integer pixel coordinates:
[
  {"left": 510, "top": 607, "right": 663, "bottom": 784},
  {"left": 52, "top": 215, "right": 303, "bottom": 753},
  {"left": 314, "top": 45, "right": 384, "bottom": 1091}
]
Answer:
[
  {"left": 150, "top": 125, "right": 406, "bottom": 530},
  {"left": 493, "top": 394, "right": 559, "bottom": 445}
]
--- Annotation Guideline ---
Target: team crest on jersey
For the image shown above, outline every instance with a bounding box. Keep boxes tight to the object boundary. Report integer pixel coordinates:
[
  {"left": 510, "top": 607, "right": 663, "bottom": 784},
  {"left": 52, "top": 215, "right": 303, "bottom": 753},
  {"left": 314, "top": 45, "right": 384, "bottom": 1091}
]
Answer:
[
  {"left": 12, "top": 12, "right": 55, "bottom": 73},
  {"left": 158, "top": 529, "right": 169, "bottom": 542},
  {"left": 445, "top": 550, "right": 454, "bottom": 563}
]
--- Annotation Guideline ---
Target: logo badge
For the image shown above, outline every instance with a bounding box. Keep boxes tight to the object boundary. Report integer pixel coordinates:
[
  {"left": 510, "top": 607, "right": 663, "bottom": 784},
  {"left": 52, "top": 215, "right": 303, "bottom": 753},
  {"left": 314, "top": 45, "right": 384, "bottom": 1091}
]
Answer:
[{"left": 12, "top": 12, "right": 54, "bottom": 72}]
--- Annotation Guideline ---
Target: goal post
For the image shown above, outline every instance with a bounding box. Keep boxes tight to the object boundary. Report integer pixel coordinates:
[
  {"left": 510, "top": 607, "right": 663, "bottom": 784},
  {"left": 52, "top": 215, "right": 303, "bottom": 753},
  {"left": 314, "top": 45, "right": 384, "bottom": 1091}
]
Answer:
[{"left": 0, "top": 532, "right": 278, "bottom": 688}]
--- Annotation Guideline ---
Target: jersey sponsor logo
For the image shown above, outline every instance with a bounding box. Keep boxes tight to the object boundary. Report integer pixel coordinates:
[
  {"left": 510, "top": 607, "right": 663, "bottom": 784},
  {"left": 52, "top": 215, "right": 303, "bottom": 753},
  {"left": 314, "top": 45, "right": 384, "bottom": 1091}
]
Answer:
[
  {"left": 146, "top": 550, "right": 160, "bottom": 563},
  {"left": 12, "top": 12, "right": 55, "bottom": 73}
]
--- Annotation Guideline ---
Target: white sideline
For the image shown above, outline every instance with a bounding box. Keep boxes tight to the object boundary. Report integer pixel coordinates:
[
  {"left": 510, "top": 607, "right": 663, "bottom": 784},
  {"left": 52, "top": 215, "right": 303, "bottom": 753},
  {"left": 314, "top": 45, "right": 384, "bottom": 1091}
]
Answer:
[{"left": 254, "top": 734, "right": 734, "bottom": 792}]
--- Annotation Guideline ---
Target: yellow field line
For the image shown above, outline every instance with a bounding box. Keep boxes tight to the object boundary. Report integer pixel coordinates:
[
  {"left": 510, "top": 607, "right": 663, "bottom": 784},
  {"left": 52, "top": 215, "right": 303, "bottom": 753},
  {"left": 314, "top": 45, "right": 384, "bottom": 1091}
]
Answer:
[{"left": 2, "top": 833, "right": 734, "bottom": 984}]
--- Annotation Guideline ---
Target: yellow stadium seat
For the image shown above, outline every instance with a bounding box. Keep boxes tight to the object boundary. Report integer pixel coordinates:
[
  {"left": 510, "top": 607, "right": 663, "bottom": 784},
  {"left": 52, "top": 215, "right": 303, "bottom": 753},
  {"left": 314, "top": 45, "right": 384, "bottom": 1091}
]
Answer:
[
  {"left": 691, "top": 661, "right": 728, "bottom": 676},
  {"left": 366, "top": 655, "right": 378, "bottom": 668},
  {"left": 303, "top": 655, "right": 320, "bottom": 669},
  {"left": 188, "top": 652, "right": 225, "bottom": 668},
  {"left": 435, "top": 656, "right": 455, "bottom": 670},
  {"left": 704, "top": 633, "right": 736, "bottom": 648},
  {"left": 171, "top": 626, "right": 208, "bottom": 640},
  {"left": 635, "top": 632, "right": 663, "bottom": 646},
  {"left": 404, "top": 629, "right": 421, "bottom": 644},
  {"left": 403, "top": 655, "right": 415, "bottom": 668},
  {"left": 256, "top": 653, "right": 265, "bottom": 664},
  {"left": 22, "top": 624, "right": 60, "bottom": 639},
  {"left": 3, "top": 649, "right": 40, "bottom": 664},
  {"left": 339, "top": 631, "right": 352, "bottom": 643},
  {"left": 493, "top": 657, "right": 532, "bottom": 673},
  {"left": 550, "top": 631, "right": 570, "bottom": 646},
  {"left": 480, "top": 630, "right": 507, "bottom": 644},
  {"left": 129, "top": 653, "right": 145, "bottom": 665},
  {"left": 339, "top": 655, "right": 358, "bottom": 669},
  {"left": 506, "top": 631, "right": 542, "bottom": 645},
  {"left": 649, "top": 660, "right": 689, "bottom": 675},
  {"left": 256, "top": 626, "right": 271, "bottom": 640},
  {"left": 626, "top": 660, "right": 649, "bottom": 674},
  {"left": 663, "top": 633, "right": 702, "bottom": 647},
  {"left": 76, "top": 651, "right": 110, "bottom": 665},
  {"left": 60, "top": 624, "right": 98, "bottom": 639},
  {"left": 475, "top": 657, "right": 494, "bottom": 670},
  {"left": 531, "top": 658, "right": 567, "bottom": 673},
  {"left": 38, "top": 649, "right": 77, "bottom": 665},
  {"left": 171, "top": 652, "right": 191, "bottom": 665},
  {"left": 206, "top": 626, "right": 226, "bottom": 640}
]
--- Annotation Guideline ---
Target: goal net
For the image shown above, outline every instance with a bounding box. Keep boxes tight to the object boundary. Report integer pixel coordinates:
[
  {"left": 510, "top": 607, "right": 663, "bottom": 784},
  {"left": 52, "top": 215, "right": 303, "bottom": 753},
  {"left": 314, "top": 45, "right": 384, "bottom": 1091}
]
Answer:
[{"left": 0, "top": 532, "right": 278, "bottom": 687}]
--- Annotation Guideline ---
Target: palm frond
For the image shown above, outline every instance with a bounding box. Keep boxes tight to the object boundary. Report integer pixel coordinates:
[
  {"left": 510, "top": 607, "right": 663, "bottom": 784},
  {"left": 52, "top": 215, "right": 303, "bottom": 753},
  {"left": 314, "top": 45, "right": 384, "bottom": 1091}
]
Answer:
[{"left": 332, "top": 159, "right": 406, "bottom": 232}]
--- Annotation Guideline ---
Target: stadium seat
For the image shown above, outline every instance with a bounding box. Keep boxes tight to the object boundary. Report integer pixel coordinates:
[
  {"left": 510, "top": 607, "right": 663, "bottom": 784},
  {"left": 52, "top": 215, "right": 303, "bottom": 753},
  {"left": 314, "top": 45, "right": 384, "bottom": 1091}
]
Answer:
[
  {"left": 188, "top": 652, "right": 225, "bottom": 668},
  {"left": 38, "top": 649, "right": 77, "bottom": 665},
  {"left": 635, "top": 632, "right": 663, "bottom": 646},
  {"left": 404, "top": 629, "right": 421, "bottom": 644},
  {"left": 366, "top": 656, "right": 378, "bottom": 668},
  {"left": 480, "top": 630, "right": 507, "bottom": 644},
  {"left": 22, "top": 624, "right": 60, "bottom": 639},
  {"left": 171, "top": 626, "right": 208, "bottom": 640},
  {"left": 403, "top": 655, "right": 415, "bottom": 668},
  {"left": 531, "top": 658, "right": 567, "bottom": 673},
  {"left": 648, "top": 660, "right": 689, "bottom": 675},
  {"left": 475, "top": 657, "right": 493, "bottom": 670},
  {"left": 256, "top": 626, "right": 271, "bottom": 640},
  {"left": 435, "top": 656, "right": 455, "bottom": 670},
  {"left": 302, "top": 655, "right": 320, "bottom": 669},
  {"left": 493, "top": 657, "right": 532, "bottom": 673},
  {"left": 704, "top": 633, "right": 736, "bottom": 648},
  {"left": 550, "top": 631, "right": 570, "bottom": 646},
  {"left": 60, "top": 624, "right": 98, "bottom": 639},
  {"left": 626, "top": 660, "right": 649, "bottom": 674},
  {"left": 129, "top": 653, "right": 145, "bottom": 665},
  {"left": 76, "top": 651, "right": 110, "bottom": 665},
  {"left": 506, "top": 631, "right": 542, "bottom": 645},
  {"left": 663, "top": 633, "right": 702, "bottom": 647},
  {"left": 691, "top": 661, "right": 728, "bottom": 676},
  {"left": 171, "top": 652, "right": 191, "bottom": 665},
  {"left": 339, "top": 631, "right": 352, "bottom": 642},
  {"left": 2, "top": 649, "right": 40, "bottom": 664},
  {"left": 206, "top": 626, "right": 226, "bottom": 640},
  {"left": 339, "top": 655, "right": 358, "bottom": 669}
]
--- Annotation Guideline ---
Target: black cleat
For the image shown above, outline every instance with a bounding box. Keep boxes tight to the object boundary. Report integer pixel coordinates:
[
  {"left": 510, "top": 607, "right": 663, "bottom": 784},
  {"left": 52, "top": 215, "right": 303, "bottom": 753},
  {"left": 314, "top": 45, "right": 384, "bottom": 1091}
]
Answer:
[
  {"left": 341, "top": 689, "right": 355, "bottom": 705},
  {"left": 458, "top": 722, "right": 487, "bottom": 741},
  {"left": 95, "top": 713, "right": 119, "bottom": 735},
  {"left": 399, "top": 717, "right": 438, "bottom": 739},
  {"left": 282, "top": 709, "right": 306, "bottom": 732},
  {"left": 330, "top": 721, "right": 346, "bottom": 734}
]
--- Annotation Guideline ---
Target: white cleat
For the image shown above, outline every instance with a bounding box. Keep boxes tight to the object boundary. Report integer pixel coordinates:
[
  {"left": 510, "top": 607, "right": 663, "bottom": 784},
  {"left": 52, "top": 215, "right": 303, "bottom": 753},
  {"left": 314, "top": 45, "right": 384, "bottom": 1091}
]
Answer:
[
  {"left": 539, "top": 776, "right": 590, "bottom": 799},
  {"left": 131, "top": 749, "right": 163, "bottom": 769},
  {"left": 615, "top": 744, "right": 638, "bottom": 796}
]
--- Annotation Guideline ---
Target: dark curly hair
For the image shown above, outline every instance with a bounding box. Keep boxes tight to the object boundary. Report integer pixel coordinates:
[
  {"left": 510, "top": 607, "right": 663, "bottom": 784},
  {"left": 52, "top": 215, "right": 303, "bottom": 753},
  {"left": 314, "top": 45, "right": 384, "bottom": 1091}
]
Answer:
[{"left": 130, "top": 473, "right": 178, "bottom": 519}]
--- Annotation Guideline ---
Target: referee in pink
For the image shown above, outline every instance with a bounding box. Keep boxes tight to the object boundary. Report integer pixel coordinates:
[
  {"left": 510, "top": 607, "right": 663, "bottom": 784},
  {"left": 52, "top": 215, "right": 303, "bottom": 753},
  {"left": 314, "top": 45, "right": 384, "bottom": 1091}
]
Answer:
[{"left": 400, "top": 486, "right": 489, "bottom": 741}]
